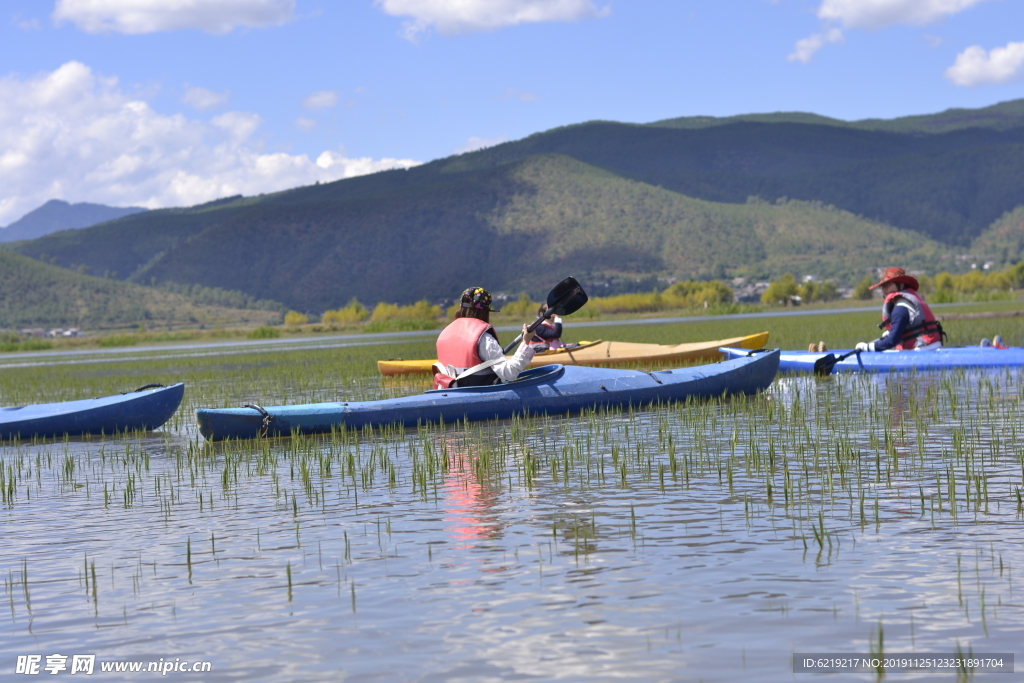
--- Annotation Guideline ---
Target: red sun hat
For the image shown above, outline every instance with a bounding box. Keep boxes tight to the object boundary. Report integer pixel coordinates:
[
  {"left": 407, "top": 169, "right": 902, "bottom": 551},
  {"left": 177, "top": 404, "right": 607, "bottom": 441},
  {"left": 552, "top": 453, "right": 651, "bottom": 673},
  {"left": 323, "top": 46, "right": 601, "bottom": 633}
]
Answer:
[{"left": 868, "top": 267, "right": 919, "bottom": 291}]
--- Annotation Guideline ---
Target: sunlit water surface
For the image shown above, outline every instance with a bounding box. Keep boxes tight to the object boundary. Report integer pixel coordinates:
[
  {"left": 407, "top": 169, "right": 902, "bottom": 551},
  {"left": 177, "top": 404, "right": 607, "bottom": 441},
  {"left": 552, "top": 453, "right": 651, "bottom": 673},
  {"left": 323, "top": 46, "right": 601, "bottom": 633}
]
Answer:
[{"left": 2, "top": 369, "right": 1023, "bottom": 681}]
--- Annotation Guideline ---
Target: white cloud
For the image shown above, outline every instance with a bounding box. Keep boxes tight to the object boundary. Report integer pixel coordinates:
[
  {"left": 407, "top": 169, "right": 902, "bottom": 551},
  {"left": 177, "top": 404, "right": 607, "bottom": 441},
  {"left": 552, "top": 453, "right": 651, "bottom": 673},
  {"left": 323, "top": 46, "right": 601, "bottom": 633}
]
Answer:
[
  {"left": 315, "top": 150, "right": 420, "bottom": 177},
  {"left": 12, "top": 13, "right": 42, "bottom": 30},
  {"left": 945, "top": 41, "right": 1024, "bottom": 86},
  {"left": 790, "top": 0, "right": 988, "bottom": 64},
  {"left": 182, "top": 85, "right": 229, "bottom": 110},
  {"left": 302, "top": 90, "right": 339, "bottom": 109},
  {"left": 454, "top": 135, "right": 508, "bottom": 155},
  {"left": 0, "top": 61, "right": 420, "bottom": 225},
  {"left": 211, "top": 111, "right": 262, "bottom": 143},
  {"left": 499, "top": 87, "right": 539, "bottom": 102},
  {"left": 52, "top": 0, "right": 294, "bottom": 35},
  {"left": 375, "top": 0, "right": 609, "bottom": 40},
  {"left": 294, "top": 117, "right": 316, "bottom": 131},
  {"left": 816, "top": 0, "right": 989, "bottom": 30},
  {"left": 788, "top": 28, "right": 844, "bottom": 63}
]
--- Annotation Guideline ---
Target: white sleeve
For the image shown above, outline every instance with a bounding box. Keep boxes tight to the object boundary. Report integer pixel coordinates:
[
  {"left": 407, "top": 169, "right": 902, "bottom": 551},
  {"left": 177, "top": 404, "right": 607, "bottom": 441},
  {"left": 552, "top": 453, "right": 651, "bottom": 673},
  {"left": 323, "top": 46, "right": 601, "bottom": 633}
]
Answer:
[{"left": 477, "top": 333, "right": 536, "bottom": 382}]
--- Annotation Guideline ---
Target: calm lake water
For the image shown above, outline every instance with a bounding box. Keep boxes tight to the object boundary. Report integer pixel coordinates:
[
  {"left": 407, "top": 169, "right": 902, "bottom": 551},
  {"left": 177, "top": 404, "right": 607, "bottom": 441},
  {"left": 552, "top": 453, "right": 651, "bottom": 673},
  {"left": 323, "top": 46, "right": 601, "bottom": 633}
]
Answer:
[{"left": 2, "top": 367, "right": 1022, "bottom": 681}]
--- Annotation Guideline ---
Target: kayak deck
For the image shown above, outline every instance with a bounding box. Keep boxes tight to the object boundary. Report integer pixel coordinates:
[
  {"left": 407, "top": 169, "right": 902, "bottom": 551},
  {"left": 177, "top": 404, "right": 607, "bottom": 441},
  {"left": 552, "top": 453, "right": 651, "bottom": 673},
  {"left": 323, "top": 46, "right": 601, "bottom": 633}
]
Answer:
[
  {"left": 378, "top": 331, "right": 770, "bottom": 376},
  {"left": 199, "top": 351, "right": 780, "bottom": 440},
  {"left": 720, "top": 346, "right": 1024, "bottom": 373}
]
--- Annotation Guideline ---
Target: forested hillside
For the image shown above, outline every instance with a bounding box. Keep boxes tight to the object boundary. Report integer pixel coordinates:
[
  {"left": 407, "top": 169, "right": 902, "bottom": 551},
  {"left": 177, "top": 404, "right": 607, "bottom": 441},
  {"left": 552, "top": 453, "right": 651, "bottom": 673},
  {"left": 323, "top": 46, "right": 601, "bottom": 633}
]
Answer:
[
  {"left": 0, "top": 251, "right": 280, "bottom": 329},
  {"left": 972, "top": 206, "right": 1024, "bottom": 264},
  {"left": 3, "top": 155, "right": 950, "bottom": 311},
  {"left": 442, "top": 119, "right": 1024, "bottom": 245},
  {"left": 5, "top": 99, "right": 1023, "bottom": 310}
]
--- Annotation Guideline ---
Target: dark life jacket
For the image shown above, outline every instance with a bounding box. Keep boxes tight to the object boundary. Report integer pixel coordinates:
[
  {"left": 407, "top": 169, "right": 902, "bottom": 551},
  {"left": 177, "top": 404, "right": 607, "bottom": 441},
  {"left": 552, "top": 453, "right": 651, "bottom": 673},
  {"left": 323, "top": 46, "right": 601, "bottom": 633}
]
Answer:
[{"left": 879, "top": 289, "right": 944, "bottom": 349}]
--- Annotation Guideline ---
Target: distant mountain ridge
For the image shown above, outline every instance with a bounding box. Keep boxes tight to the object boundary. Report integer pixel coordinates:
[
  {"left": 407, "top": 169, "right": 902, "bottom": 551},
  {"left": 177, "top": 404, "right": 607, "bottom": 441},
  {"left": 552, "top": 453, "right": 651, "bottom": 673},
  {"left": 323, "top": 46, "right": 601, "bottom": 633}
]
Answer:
[
  {"left": 0, "top": 200, "right": 147, "bottom": 243},
  {"left": 648, "top": 98, "right": 1024, "bottom": 134},
  {"left": 4, "top": 99, "right": 1024, "bottom": 311}
]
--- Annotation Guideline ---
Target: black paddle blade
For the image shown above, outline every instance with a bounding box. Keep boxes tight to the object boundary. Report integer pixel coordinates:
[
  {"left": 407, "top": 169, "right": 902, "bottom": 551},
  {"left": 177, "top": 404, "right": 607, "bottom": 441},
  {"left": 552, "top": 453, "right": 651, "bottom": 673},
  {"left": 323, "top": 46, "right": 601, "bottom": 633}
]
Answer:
[
  {"left": 813, "top": 349, "right": 861, "bottom": 376},
  {"left": 502, "top": 277, "right": 591, "bottom": 354},
  {"left": 813, "top": 354, "right": 839, "bottom": 376},
  {"left": 546, "top": 276, "right": 588, "bottom": 316}
]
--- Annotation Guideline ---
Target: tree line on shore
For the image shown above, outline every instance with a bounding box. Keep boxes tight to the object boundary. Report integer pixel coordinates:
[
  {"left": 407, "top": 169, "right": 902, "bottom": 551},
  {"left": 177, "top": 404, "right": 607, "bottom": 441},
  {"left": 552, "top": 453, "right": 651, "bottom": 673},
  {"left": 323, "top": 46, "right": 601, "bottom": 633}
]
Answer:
[{"left": 275, "top": 263, "right": 1024, "bottom": 334}]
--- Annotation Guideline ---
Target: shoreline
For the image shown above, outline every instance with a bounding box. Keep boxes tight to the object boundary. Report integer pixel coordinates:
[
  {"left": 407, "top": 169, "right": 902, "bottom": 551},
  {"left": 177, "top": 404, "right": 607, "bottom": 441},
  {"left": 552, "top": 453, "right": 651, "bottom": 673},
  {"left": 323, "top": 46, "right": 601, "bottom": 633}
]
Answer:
[{"left": 0, "top": 300, "right": 1017, "bottom": 365}]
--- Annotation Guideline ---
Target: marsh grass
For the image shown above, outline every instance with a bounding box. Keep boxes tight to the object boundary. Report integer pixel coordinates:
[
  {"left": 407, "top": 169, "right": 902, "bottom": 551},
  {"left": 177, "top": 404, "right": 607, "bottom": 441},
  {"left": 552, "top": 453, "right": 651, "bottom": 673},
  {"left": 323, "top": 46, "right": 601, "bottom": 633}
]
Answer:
[
  {"left": 3, "top": 366, "right": 1020, "bottom": 557},
  {"left": 1, "top": 307, "right": 1022, "bottom": 673}
]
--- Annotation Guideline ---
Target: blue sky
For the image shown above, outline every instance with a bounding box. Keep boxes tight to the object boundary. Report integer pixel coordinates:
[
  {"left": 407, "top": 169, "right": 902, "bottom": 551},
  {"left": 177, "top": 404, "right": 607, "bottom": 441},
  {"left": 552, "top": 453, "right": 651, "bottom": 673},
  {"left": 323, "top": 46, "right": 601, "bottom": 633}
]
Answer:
[{"left": 1, "top": 0, "right": 1023, "bottom": 226}]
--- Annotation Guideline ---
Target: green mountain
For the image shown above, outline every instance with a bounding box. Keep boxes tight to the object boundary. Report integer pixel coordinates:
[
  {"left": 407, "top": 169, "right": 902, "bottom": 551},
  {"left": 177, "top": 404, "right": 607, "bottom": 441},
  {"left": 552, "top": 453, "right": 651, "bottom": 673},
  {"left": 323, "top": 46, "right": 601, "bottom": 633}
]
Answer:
[
  {"left": 134, "top": 155, "right": 953, "bottom": 306},
  {"left": 6, "top": 100, "right": 1024, "bottom": 310},
  {"left": 440, "top": 117, "right": 1024, "bottom": 246},
  {"left": 0, "top": 250, "right": 280, "bottom": 329},
  {"left": 2, "top": 155, "right": 950, "bottom": 311}
]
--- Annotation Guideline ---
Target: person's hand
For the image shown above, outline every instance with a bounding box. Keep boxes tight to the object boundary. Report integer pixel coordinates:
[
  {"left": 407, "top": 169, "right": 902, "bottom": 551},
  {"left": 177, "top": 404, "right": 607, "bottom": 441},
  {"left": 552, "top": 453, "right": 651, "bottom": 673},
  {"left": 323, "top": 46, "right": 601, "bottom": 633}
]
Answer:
[
  {"left": 521, "top": 323, "right": 533, "bottom": 344},
  {"left": 855, "top": 342, "right": 873, "bottom": 352}
]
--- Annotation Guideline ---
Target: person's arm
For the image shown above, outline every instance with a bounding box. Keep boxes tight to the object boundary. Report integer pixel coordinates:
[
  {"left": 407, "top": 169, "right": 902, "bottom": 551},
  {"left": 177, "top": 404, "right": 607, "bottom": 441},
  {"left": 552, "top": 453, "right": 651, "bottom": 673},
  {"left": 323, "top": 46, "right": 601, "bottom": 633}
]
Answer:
[
  {"left": 860, "top": 305, "right": 909, "bottom": 352},
  {"left": 477, "top": 327, "right": 535, "bottom": 382}
]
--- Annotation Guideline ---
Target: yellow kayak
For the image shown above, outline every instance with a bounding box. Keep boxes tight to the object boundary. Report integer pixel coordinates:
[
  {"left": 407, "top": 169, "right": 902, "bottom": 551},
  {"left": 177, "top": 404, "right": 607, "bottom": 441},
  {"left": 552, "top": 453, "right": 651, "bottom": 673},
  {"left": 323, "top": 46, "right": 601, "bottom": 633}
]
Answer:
[{"left": 377, "top": 331, "right": 770, "bottom": 376}]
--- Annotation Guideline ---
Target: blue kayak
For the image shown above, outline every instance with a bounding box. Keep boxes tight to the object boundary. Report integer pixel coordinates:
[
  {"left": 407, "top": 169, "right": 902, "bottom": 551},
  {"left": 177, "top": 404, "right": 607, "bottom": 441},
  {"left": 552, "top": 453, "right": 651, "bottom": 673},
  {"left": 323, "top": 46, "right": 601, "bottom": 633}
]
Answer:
[
  {"left": 196, "top": 351, "right": 780, "bottom": 441},
  {"left": 721, "top": 346, "right": 1024, "bottom": 373},
  {"left": 0, "top": 383, "right": 185, "bottom": 440}
]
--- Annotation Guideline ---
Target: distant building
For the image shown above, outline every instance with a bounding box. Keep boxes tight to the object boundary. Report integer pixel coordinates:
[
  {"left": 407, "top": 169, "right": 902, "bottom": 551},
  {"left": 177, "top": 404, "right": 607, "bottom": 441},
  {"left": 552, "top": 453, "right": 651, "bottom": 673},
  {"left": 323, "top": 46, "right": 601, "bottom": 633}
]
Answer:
[{"left": 730, "top": 278, "right": 770, "bottom": 302}]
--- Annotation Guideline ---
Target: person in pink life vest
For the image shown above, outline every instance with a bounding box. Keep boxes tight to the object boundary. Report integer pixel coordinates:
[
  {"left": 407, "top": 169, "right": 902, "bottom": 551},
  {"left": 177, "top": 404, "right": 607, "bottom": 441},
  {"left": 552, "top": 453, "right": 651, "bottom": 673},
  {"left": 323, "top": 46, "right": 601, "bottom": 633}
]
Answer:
[
  {"left": 433, "top": 287, "right": 536, "bottom": 389},
  {"left": 855, "top": 268, "right": 945, "bottom": 352},
  {"left": 528, "top": 303, "right": 564, "bottom": 351}
]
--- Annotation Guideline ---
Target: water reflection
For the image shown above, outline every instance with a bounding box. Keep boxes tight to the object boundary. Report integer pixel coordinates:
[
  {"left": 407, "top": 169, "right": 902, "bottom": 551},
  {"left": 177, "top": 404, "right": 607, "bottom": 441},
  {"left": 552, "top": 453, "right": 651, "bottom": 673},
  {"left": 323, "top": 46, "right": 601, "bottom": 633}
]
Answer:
[
  {"left": 441, "top": 437, "right": 504, "bottom": 548},
  {"left": 1, "top": 369, "right": 1023, "bottom": 681}
]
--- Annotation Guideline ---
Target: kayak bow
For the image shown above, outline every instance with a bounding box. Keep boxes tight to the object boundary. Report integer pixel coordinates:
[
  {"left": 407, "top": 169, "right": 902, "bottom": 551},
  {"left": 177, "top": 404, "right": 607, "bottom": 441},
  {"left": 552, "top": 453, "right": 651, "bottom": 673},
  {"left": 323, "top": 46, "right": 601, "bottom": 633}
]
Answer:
[{"left": 0, "top": 383, "right": 185, "bottom": 440}]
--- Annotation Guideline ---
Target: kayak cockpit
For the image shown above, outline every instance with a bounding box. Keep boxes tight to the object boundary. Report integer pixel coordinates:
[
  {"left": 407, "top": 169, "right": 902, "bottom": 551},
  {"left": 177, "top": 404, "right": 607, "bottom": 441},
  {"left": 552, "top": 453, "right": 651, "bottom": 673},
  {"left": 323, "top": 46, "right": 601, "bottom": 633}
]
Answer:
[{"left": 424, "top": 364, "right": 565, "bottom": 394}]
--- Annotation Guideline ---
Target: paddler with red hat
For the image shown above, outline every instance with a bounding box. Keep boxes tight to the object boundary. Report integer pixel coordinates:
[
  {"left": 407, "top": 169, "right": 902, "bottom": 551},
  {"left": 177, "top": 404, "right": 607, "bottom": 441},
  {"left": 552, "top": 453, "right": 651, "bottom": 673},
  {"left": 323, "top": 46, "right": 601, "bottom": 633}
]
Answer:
[{"left": 855, "top": 268, "right": 945, "bottom": 352}]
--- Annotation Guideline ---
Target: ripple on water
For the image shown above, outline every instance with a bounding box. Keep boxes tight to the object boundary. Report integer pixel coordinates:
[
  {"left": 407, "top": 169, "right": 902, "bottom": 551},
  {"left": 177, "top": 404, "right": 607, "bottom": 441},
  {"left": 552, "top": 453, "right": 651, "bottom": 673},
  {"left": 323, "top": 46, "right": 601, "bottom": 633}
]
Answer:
[{"left": 2, "top": 369, "right": 1023, "bottom": 681}]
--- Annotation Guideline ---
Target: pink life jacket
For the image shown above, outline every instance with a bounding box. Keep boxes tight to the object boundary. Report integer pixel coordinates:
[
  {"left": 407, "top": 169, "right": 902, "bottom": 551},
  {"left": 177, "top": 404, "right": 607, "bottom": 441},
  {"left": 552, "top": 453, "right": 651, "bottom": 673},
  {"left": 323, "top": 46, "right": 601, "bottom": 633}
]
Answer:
[
  {"left": 434, "top": 318, "right": 498, "bottom": 388},
  {"left": 881, "top": 289, "right": 943, "bottom": 350}
]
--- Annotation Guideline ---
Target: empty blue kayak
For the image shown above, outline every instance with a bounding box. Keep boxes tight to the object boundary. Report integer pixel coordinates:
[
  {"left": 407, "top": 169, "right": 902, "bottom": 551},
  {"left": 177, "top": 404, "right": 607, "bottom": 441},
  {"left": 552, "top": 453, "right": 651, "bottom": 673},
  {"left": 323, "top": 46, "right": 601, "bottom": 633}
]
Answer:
[
  {"left": 0, "top": 383, "right": 185, "bottom": 440},
  {"left": 720, "top": 346, "right": 1024, "bottom": 373},
  {"left": 196, "top": 351, "right": 780, "bottom": 441}
]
